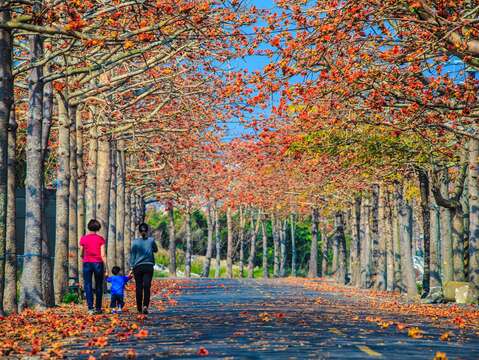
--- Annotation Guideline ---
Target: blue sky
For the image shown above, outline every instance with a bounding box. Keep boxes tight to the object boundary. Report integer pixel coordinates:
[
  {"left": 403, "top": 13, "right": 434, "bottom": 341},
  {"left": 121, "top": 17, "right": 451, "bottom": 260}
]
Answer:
[{"left": 222, "top": 0, "right": 277, "bottom": 141}]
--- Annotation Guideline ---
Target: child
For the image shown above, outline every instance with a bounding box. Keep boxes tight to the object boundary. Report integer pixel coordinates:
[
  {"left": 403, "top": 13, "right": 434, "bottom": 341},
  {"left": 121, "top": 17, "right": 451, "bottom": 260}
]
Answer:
[{"left": 106, "top": 266, "right": 132, "bottom": 314}]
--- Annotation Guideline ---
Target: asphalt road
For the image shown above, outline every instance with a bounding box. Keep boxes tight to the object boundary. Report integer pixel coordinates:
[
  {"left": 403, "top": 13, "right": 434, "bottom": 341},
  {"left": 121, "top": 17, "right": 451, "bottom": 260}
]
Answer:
[{"left": 66, "top": 278, "right": 479, "bottom": 359}]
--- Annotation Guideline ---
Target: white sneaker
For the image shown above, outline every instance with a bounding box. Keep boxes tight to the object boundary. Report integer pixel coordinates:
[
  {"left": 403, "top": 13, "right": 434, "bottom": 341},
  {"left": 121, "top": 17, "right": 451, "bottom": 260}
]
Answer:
[{"left": 117, "top": 307, "right": 122, "bottom": 314}]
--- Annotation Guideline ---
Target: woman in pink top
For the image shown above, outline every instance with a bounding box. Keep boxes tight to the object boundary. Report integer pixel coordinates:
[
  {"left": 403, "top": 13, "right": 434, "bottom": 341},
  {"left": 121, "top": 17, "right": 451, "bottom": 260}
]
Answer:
[{"left": 80, "top": 219, "right": 107, "bottom": 314}]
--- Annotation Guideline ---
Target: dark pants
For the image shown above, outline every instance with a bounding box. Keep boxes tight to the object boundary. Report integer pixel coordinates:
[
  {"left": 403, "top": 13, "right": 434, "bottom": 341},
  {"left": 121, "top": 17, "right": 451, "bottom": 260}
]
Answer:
[
  {"left": 133, "top": 264, "right": 154, "bottom": 312},
  {"left": 83, "top": 262, "right": 104, "bottom": 310},
  {"left": 110, "top": 294, "right": 124, "bottom": 309}
]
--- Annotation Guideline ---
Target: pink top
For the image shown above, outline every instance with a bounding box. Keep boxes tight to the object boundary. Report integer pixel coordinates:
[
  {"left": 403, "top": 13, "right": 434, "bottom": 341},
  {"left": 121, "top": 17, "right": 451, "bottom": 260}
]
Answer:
[{"left": 80, "top": 233, "right": 105, "bottom": 263}]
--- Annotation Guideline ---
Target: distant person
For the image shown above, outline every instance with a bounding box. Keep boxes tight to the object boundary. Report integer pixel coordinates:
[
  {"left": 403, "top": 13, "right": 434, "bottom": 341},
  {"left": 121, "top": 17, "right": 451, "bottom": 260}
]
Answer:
[
  {"left": 130, "top": 223, "right": 158, "bottom": 314},
  {"left": 80, "top": 219, "right": 107, "bottom": 315},
  {"left": 106, "top": 266, "right": 132, "bottom": 314}
]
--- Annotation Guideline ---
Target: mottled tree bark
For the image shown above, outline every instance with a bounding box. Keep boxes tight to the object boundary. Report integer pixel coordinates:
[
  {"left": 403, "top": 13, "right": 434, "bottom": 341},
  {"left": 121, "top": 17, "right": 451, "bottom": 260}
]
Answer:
[
  {"left": 429, "top": 194, "right": 442, "bottom": 290},
  {"left": 396, "top": 182, "right": 418, "bottom": 298},
  {"left": 279, "top": 218, "right": 286, "bottom": 277},
  {"left": 20, "top": 31, "right": 46, "bottom": 309},
  {"left": 272, "top": 212, "right": 280, "bottom": 277},
  {"left": 4, "top": 106, "right": 16, "bottom": 313},
  {"left": 462, "top": 179, "right": 470, "bottom": 280},
  {"left": 202, "top": 203, "right": 214, "bottom": 277},
  {"left": 290, "top": 213, "right": 296, "bottom": 276},
  {"left": 107, "top": 143, "right": 117, "bottom": 271},
  {"left": 68, "top": 105, "right": 78, "bottom": 284},
  {"left": 247, "top": 210, "right": 261, "bottom": 279},
  {"left": 375, "top": 186, "right": 387, "bottom": 290},
  {"left": 334, "top": 211, "right": 347, "bottom": 284},
  {"left": 115, "top": 145, "right": 125, "bottom": 270},
  {"left": 214, "top": 206, "right": 221, "bottom": 278},
  {"left": 318, "top": 218, "right": 332, "bottom": 277},
  {"left": 331, "top": 221, "right": 339, "bottom": 277},
  {"left": 0, "top": 0, "right": 13, "bottom": 314},
  {"left": 439, "top": 170, "right": 453, "bottom": 283},
  {"left": 417, "top": 168, "right": 431, "bottom": 295},
  {"left": 226, "top": 207, "right": 233, "bottom": 278},
  {"left": 432, "top": 165, "right": 467, "bottom": 282},
  {"left": 123, "top": 187, "right": 131, "bottom": 271},
  {"left": 469, "top": 138, "right": 479, "bottom": 290},
  {"left": 360, "top": 197, "right": 371, "bottom": 288},
  {"left": 262, "top": 215, "right": 268, "bottom": 278},
  {"left": 392, "top": 187, "right": 403, "bottom": 291},
  {"left": 308, "top": 207, "right": 319, "bottom": 278},
  {"left": 53, "top": 94, "right": 70, "bottom": 305},
  {"left": 85, "top": 125, "right": 98, "bottom": 226},
  {"left": 40, "top": 69, "right": 54, "bottom": 306},
  {"left": 370, "top": 184, "right": 381, "bottom": 289},
  {"left": 238, "top": 207, "right": 245, "bottom": 278},
  {"left": 168, "top": 205, "right": 176, "bottom": 276},
  {"left": 351, "top": 197, "right": 361, "bottom": 286},
  {"left": 185, "top": 207, "right": 192, "bottom": 278},
  {"left": 385, "top": 190, "right": 395, "bottom": 291},
  {"left": 75, "top": 107, "right": 85, "bottom": 287},
  {"left": 96, "top": 137, "right": 111, "bottom": 246}
]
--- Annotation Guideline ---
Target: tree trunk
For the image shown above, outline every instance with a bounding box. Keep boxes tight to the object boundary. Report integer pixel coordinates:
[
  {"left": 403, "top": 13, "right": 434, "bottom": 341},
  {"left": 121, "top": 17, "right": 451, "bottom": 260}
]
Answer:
[
  {"left": 41, "top": 68, "right": 54, "bottom": 305},
  {"left": 238, "top": 206, "right": 245, "bottom": 278},
  {"left": 115, "top": 145, "right": 125, "bottom": 270},
  {"left": 129, "top": 190, "right": 136, "bottom": 266},
  {"left": 68, "top": 105, "right": 78, "bottom": 285},
  {"left": 462, "top": 180, "right": 470, "bottom": 280},
  {"left": 469, "top": 138, "right": 479, "bottom": 291},
  {"left": 417, "top": 168, "right": 431, "bottom": 295},
  {"left": 370, "top": 184, "right": 381, "bottom": 289},
  {"left": 214, "top": 206, "right": 221, "bottom": 278},
  {"left": 350, "top": 197, "right": 361, "bottom": 286},
  {"left": 185, "top": 207, "right": 192, "bottom": 278},
  {"left": 124, "top": 186, "right": 131, "bottom": 271},
  {"left": 20, "top": 32, "right": 46, "bottom": 309},
  {"left": 262, "top": 215, "right": 268, "bottom": 278},
  {"left": 385, "top": 190, "right": 395, "bottom": 291},
  {"left": 320, "top": 220, "right": 328, "bottom": 277},
  {"left": 4, "top": 105, "right": 16, "bottom": 313},
  {"left": 430, "top": 194, "right": 442, "bottom": 290},
  {"left": 0, "top": 0, "right": 13, "bottom": 315},
  {"left": 202, "top": 203, "right": 214, "bottom": 277},
  {"left": 360, "top": 196, "right": 371, "bottom": 288},
  {"left": 433, "top": 164, "right": 467, "bottom": 282},
  {"left": 272, "top": 212, "right": 280, "bottom": 277},
  {"left": 168, "top": 205, "right": 176, "bottom": 277},
  {"left": 398, "top": 191, "right": 418, "bottom": 298},
  {"left": 85, "top": 125, "right": 97, "bottom": 226},
  {"left": 335, "top": 211, "right": 347, "bottom": 284},
  {"left": 331, "top": 221, "right": 339, "bottom": 277},
  {"left": 375, "top": 185, "right": 387, "bottom": 290},
  {"left": 53, "top": 94, "right": 70, "bottom": 305},
  {"left": 392, "top": 186, "right": 403, "bottom": 291},
  {"left": 290, "top": 213, "right": 296, "bottom": 276},
  {"left": 107, "top": 143, "right": 117, "bottom": 271},
  {"left": 226, "top": 207, "right": 233, "bottom": 278},
  {"left": 451, "top": 207, "right": 465, "bottom": 281},
  {"left": 308, "top": 207, "right": 319, "bottom": 278},
  {"left": 96, "top": 137, "right": 111, "bottom": 244},
  {"left": 75, "top": 107, "right": 85, "bottom": 287},
  {"left": 247, "top": 210, "right": 261, "bottom": 279},
  {"left": 279, "top": 218, "right": 286, "bottom": 277},
  {"left": 439, "top": 170, "right": 454, "bottom": 283}
]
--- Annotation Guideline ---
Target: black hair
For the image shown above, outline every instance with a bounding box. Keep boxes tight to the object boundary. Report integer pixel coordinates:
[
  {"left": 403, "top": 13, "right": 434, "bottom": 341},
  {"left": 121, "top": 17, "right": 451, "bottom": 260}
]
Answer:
[
  {"left": 138, "top": 223, "right": 149, "bottom": 233},
  {"left": 112, "top": 266, "right": 121, "bottom": 275},
  {"left": 87, "top": 219, "right": 101, "bottom": 232}
]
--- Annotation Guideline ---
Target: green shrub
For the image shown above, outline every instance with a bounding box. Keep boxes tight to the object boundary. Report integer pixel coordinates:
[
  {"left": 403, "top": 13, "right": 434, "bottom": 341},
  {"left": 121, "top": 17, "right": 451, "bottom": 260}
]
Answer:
[{"left": 62, "top": 291, "right": 80, "bottom": 304}]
